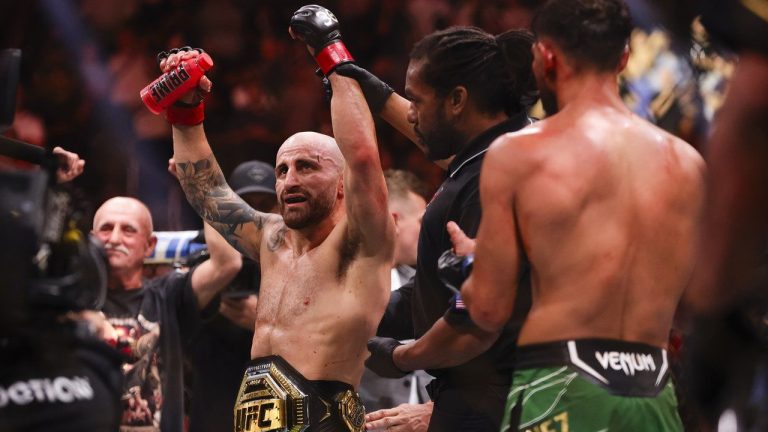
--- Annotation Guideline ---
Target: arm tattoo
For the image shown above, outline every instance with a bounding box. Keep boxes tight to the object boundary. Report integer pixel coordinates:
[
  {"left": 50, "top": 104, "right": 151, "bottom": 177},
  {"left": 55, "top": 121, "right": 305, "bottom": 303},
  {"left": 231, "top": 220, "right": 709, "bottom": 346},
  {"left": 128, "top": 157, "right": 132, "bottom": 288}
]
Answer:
[
  {"left": 175, "top": 155, "right": 274, "bottom": 255},
  {"left": 267, "top": 223, "right": 288, "bottom": 252}
]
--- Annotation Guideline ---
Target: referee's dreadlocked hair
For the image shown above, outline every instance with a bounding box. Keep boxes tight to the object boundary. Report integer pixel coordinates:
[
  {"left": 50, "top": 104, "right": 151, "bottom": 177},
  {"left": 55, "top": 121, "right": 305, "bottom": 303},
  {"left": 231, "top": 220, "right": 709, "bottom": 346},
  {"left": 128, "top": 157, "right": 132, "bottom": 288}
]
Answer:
[{"left": 409, "top": 26, "right": 538, "bottom": 116}]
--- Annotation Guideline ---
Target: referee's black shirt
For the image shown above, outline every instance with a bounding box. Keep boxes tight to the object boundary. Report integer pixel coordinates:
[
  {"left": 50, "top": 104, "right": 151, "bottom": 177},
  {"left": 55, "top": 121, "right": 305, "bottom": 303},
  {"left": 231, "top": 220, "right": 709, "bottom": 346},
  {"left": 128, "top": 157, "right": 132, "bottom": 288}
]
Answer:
[{"left": 380, "top": 111, "right": 532, "bottom": 387}]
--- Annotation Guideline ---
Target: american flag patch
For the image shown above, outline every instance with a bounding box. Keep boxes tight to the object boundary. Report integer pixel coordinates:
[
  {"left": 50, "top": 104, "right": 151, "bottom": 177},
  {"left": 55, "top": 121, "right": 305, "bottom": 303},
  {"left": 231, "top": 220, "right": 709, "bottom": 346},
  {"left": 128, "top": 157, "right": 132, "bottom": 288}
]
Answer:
[{"left": 453, "top": 294, "right": 466, "bottom": 310}]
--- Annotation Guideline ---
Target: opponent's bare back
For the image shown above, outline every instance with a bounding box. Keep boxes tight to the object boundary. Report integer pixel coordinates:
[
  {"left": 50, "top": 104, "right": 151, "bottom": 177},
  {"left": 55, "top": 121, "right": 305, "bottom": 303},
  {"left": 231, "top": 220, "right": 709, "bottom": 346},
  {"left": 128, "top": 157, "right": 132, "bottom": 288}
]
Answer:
[{"left": 469, "top": 92, "right": 705, "bottom": 348}]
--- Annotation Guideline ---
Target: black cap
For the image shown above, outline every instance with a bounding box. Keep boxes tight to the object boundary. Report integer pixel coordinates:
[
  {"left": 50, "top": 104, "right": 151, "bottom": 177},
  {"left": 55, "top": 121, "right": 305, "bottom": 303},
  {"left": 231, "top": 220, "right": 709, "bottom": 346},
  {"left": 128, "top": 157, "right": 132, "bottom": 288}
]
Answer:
[{"left": 228, "top": 160, "right": 276, "bottom": 196}]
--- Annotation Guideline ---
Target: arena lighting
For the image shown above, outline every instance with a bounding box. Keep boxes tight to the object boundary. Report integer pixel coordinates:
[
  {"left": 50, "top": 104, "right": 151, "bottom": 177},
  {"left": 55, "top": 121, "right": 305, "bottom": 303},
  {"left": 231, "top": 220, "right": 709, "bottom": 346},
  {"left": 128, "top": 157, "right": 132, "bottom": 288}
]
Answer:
[
  {"left": 38, "top": 0, "right": 167, "bottom": 200},
  {"left": 38, "top": 0, "right": 120, "bottom": 111}
]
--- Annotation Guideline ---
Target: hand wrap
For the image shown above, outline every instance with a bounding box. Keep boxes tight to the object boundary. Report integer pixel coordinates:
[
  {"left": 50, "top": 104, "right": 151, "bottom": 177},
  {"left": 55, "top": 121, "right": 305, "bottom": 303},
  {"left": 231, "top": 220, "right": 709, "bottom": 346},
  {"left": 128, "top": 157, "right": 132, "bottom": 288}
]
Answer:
[
  {"left": 164, "top": 101, "right": 205, "bottom": 126},
  {"left": 142, "top": 46, "right": 210, "bottom": 125}
]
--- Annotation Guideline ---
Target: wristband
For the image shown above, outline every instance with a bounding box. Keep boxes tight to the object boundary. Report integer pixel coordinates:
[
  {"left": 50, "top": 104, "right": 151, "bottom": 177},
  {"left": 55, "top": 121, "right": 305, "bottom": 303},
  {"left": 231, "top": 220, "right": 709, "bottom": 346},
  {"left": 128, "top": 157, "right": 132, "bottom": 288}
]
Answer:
[
  {"left": 315, "top": 41, "right": 354, "bottom": 75},
  {"left": 165, "top": 101, "right": 205, "bottom": 126}
]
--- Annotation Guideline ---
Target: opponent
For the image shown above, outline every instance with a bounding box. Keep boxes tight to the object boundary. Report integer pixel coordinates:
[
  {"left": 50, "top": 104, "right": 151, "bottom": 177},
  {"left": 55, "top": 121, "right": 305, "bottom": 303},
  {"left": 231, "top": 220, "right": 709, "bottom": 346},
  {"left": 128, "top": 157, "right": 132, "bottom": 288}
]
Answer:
[
  {"left": 156, "top": 5, "right": 394, "bottom": 431},
  {"left": 459, "top": 1, "right": 705, "bottom": 430}
]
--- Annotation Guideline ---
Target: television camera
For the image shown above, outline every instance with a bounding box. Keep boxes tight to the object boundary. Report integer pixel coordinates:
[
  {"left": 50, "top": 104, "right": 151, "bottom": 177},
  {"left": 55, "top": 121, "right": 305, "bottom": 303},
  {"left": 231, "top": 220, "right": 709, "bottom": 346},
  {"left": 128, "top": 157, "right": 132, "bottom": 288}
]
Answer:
[{"left": 0, "top": 48, "right": 106, "bottom": 333}]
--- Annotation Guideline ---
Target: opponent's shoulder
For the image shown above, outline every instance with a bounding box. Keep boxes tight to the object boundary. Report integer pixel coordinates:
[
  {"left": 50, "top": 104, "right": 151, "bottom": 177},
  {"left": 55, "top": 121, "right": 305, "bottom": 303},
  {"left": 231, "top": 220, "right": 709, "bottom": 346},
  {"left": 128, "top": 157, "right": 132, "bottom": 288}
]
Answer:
[
  {"left": 485, "top": 121, "right": 548, "bottom": 180},
  {"left": 673, "top": 135, "right": 705, "bottom": 169},
  {"left": 657, "top": 125, "right": 706, "bottom": 179},
  {"left": 636, "top": 125, "right": 705, "bottom": 205},
  {"left": 677, "top": 145, "right": 706, "bottom": 186},
  {"left": 492, "top": 118, "right": 546, "bottom": 148}
]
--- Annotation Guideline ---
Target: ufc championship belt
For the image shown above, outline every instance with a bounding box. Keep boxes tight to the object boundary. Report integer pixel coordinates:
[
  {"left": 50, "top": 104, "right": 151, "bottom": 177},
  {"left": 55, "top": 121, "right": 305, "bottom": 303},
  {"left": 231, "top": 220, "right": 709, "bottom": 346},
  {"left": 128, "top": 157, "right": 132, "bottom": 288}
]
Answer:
[{"left": 234, "top": 355, "right": 365, "bottom": 432}]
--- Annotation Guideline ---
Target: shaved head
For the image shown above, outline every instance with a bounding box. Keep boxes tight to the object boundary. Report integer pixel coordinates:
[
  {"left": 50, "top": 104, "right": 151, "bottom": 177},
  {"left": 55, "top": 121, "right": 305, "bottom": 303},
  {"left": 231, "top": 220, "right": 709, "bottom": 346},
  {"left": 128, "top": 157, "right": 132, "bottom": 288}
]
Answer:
[
  {"left": 274, "top": 132, "right": 347, "bottom": 230},
  {"left": 277, "top": 132, "right": 345, "bottom": 173},
  {"left": 94, "top": 197, "right": 154, "bottom": 234}
]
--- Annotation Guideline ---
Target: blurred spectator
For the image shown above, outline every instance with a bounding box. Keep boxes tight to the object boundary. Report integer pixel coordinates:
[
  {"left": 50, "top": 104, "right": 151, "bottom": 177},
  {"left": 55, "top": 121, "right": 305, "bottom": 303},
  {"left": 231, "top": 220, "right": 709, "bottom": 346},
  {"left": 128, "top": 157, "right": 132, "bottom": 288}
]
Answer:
[
  {"left": 4, "top": 3, "right": 728, "bottom": 222},
  {"left": 620, "top": 28, "right": 707, "bottom": 148}
]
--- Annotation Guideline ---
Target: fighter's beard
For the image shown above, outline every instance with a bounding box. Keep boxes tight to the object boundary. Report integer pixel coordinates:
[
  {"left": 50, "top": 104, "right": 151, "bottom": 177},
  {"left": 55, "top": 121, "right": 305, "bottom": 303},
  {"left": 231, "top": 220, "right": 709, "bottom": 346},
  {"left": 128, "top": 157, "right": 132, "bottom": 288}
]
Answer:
[{"left": 280, "top": 193, "right": 335, "bottom": 230}]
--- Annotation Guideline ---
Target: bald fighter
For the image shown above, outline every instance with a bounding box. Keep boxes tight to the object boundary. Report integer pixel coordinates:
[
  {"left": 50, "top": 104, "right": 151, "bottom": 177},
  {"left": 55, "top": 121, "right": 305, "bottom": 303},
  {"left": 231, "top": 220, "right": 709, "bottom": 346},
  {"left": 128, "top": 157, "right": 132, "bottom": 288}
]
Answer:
[
  {"left": 458, "top": 1, "right": 705, "bottom": 431},
  {"left": 155, "top": 6, "right": 394, "bottom": 431}
]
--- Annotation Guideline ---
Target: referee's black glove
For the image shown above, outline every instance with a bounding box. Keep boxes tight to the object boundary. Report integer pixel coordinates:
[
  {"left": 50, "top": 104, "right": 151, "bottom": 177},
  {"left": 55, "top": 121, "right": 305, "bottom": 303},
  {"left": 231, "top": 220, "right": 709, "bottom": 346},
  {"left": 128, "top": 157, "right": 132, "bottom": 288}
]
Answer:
[{"left": 365, "top": 337, "right": 408, "bottom": 378}]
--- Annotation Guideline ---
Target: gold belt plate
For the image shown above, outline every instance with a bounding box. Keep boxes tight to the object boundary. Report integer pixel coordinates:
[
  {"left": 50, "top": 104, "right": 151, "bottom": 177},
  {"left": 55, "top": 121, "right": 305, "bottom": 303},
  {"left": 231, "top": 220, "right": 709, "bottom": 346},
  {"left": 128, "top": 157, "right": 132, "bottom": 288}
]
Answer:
[
  {"left": 336, "top": 390, "right": 365, "bottom": 432},
  {"left": 234, "top": 362, "right": 308, "bottom": 432}
]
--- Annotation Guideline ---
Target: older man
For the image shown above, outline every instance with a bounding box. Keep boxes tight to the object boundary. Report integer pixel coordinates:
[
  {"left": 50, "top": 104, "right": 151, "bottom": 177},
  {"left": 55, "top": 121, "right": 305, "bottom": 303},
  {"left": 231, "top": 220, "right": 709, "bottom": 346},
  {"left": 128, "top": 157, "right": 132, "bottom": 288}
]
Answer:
[{"left": 92, "top": 197, "right": 241, "bottom": 432}]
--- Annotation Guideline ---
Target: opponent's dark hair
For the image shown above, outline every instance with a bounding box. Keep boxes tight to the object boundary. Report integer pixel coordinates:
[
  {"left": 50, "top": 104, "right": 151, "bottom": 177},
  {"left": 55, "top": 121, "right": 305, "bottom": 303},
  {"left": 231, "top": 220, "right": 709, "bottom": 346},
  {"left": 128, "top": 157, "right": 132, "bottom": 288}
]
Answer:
[
  {"left": 409, "top": 26, "right": 537, "bottom": 115},
  {"left": 532, "top": 0, "right": 633, "bottom": 72}
]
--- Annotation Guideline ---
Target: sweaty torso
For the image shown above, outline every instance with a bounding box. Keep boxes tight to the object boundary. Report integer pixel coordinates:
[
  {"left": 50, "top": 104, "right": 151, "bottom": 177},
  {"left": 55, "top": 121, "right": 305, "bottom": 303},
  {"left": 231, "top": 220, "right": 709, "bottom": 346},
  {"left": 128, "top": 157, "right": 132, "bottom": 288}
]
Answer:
[
  {"left": 251, "top": 219, "right": 390, "bottom": 387},
  {"left": 509, "top": 104, "right": 704, "bottom": 348}
]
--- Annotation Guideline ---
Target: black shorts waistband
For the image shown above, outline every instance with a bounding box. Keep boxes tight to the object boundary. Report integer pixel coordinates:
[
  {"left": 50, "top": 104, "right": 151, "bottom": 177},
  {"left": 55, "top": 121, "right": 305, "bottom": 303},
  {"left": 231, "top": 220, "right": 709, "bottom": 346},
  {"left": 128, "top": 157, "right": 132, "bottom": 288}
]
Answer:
[
  {"left": 515, "top": 339, "right": 670, "bottom": 398},
  {"left": 305, "top": 379, "right": 355, "bottom": 400}
]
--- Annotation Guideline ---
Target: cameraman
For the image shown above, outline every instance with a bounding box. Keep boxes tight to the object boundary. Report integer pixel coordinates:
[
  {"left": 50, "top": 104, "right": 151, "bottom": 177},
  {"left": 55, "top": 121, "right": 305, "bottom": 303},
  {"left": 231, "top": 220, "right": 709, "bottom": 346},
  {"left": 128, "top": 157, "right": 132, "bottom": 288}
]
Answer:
[
  {"left": 91, "top": 196, "right": 241, "bottom": 432},
  {"left": 0, "top": 148, "right": 123, "bottom": 431}
]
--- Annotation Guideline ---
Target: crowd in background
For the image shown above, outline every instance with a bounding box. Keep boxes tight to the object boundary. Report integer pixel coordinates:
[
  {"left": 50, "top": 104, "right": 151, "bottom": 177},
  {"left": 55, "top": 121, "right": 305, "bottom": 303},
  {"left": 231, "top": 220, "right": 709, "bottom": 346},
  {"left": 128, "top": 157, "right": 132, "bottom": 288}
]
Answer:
[
  {"left": 1, "top": 0, "right": 733, "bottom": 231},
  {"left": 1, "top": 1, "right": 761, "bottom": 432}
]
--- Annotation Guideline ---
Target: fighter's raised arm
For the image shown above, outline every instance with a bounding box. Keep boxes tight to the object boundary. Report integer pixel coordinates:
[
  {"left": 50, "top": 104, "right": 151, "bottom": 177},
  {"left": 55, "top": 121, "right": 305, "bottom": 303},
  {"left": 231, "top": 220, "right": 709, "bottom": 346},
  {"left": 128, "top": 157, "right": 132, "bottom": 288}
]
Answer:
[
  {"left": 329, "top": 74, "right": 395, "bottom": 254},
  {"left": 150, "top": 48, "right": 279, "bottom": 260},
  {"left": 289, "top": 5, "right": 394, "bottom": 257},
  {"left": 332, "top": 62, "right": 451, "bottom": 170}
]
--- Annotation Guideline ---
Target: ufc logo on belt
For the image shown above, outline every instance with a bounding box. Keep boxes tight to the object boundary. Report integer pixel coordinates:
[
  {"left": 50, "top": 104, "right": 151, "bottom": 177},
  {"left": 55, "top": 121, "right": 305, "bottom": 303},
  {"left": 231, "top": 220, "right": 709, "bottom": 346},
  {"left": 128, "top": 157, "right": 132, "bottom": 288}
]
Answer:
[{"left": 234, "top": 399, "right": 285, "bottom": 432}]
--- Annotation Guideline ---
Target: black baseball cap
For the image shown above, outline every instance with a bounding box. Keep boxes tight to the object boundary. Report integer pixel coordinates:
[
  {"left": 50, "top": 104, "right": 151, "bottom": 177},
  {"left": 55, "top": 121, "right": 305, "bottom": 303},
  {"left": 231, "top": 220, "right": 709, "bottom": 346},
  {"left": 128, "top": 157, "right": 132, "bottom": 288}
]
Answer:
[{"left": 228, "top": 160, "right": 276, "bottom": 196}]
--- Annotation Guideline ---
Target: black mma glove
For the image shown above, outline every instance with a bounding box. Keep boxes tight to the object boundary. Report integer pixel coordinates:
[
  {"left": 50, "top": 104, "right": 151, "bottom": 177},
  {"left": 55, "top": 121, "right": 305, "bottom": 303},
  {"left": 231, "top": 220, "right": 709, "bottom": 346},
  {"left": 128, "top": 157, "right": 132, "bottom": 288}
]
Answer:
[
  {"left": 289, "top": 5, "right": 353, "bottom": 75},
  {"left": 365, "top": 337, "right": 408, "bottom": 378},
  {"left": 437, "top": 249, "right": 474, "bottom": 295},
  {"left": 291, "top": 6, "right": 394, "bottom": 112}
]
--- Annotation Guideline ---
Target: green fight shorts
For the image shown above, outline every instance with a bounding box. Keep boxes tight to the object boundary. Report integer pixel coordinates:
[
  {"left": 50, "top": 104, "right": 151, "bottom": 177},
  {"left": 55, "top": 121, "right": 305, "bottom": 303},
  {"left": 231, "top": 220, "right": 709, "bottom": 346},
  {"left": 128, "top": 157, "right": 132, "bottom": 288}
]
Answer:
[{"left": 500, "top": 339, "right": 683, "bottom": 432}]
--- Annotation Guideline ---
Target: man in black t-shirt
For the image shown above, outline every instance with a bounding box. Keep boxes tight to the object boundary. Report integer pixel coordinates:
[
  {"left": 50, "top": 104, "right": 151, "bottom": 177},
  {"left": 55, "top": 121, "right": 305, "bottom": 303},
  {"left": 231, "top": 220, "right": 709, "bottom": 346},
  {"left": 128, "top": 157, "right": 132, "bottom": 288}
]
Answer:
[
  {"left": 91, "top": 197, "right": 241, "bottom": 432},
  {"left": 334, "top": 27, "right": 538, "bottom": 431}
]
